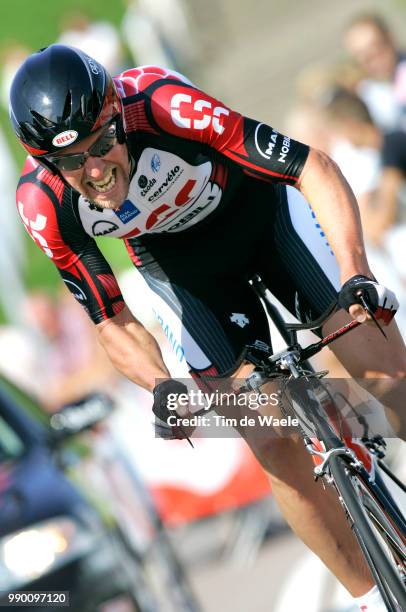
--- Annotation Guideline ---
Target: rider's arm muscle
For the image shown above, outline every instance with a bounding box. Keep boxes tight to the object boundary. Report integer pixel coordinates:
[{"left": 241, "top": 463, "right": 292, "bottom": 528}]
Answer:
[
  {"left": 296, "top": 147, "right": 372, "bottom": 284},
  {"left": 96, "top": 304, "right": 170, "bottom": 391},
  {"left": 16, "top": 161, "right": 125, "bottom": 323}
]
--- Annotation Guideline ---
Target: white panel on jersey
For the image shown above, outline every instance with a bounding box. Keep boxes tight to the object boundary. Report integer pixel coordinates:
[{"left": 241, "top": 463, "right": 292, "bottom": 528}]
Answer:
[
  {"left": 119, "top": 268, "right": 211, "bottom": 372},
  {"left": 128, "top": 148, "right": 221, "bottom": 232},
  {"left": 149, "top": 289, "right": 212, "bottom": 371},
  {"left": 77, "top": 195, "right": 143, "bottom": 238},
  {"left": 286, "top": 186, "right": 341, "bottom": 291},
  {"left": 78, "top": 148, "right": 223, "bottom": 237}
]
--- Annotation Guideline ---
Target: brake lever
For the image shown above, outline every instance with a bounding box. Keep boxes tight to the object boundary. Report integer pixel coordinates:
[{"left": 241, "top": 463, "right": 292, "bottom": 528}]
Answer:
[
  {"left": 176, "top": 425, "right": 194, "bottom": 447},
  {"left": 357, "top": 292, "right": 387, "bottom": 339}
]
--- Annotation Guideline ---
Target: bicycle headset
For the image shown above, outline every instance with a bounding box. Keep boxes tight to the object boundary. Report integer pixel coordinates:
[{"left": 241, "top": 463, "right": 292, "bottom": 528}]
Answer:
[{"left": 9, "top": 44, "right": 126, "bottom": 171}]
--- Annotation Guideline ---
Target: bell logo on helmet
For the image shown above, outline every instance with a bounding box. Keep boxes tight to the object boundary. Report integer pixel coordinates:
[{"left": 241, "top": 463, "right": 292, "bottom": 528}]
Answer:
[{"left": 52, "top": 130, "right": 79, "bottom": 147}]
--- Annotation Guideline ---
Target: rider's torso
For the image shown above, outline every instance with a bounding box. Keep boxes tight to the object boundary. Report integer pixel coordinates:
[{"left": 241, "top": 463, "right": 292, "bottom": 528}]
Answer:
[
  {"left": 16, "top": 65, "right": 309, "bottom": 323},
  {"left": 77, "top": 141, "right": 237, "bottom": 240}
]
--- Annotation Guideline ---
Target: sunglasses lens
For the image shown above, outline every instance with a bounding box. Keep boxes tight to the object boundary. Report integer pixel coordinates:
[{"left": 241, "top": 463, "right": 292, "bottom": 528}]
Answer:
[
  {"left": 53, "top": 154, "right": 86, "bottom": 171},
  {"left": 47, "top": 121, "right": 118, "bottom": 171},
  {"left": 89, "top": 124, "right": 117, "bottom": 157}
]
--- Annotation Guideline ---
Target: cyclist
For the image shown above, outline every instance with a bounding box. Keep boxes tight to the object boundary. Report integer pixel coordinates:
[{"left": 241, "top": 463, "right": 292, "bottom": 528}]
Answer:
[{"left": 10, "top": 45, "right": 405, "bottom": 611}]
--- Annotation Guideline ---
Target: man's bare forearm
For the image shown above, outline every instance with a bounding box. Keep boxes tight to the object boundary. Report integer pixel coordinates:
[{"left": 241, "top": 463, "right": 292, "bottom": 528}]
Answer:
[
  {"left": 97, "top": 305, "right": 170, "bottom": 391},
  {"left": 297, "top": 148, "right": 372, "bottom": 283}
]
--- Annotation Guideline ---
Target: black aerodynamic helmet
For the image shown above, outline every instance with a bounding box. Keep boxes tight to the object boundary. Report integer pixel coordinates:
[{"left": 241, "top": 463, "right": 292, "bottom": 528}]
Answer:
[{"left": 9, "top": 44, "right": 123, "bottom": 158}]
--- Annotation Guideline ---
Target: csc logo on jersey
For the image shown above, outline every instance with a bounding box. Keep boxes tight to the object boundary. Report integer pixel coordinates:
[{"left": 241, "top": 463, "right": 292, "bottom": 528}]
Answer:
[
  {"left": 170, "top": 93, "right": 230, "bottom": 135},
  {"left": 18, "top": 201, "right": 53, "bottom": 258}
]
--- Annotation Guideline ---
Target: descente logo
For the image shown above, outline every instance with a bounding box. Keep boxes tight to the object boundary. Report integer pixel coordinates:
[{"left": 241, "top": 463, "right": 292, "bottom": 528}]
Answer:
[{"left": 52, "top": 130, "right": 79, "bottom": 147}]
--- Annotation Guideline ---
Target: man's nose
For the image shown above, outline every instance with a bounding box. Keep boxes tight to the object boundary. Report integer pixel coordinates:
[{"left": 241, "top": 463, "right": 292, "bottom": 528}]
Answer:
[{"left": 84, "top": 156, "right": 106, "bottom": 178}]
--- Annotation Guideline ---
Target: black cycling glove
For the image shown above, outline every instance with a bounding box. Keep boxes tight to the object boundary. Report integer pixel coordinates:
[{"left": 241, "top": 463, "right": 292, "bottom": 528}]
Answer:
[
  {"left": 152, "top": 379, "right": 189, "bottom": 440},
  {"left": 338, "top": 275, "right": 398, "bottom": 325}
]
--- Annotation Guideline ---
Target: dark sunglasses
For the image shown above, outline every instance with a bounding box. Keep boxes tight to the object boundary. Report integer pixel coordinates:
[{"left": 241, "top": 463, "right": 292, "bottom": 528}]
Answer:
[{"left": 46, "top": 121, "right": 119, "bottom": 171}]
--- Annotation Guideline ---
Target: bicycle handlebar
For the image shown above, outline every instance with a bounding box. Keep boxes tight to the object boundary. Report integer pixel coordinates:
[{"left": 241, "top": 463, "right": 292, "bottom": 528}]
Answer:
[{"left": 300, "top": 318, "right": 361, "bottom": 361}]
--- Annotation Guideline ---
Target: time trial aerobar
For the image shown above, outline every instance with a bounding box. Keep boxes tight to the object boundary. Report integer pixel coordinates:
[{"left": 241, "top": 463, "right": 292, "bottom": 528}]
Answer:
[{"left": 300, "top": 317, "right": 361, "bottom": 362}]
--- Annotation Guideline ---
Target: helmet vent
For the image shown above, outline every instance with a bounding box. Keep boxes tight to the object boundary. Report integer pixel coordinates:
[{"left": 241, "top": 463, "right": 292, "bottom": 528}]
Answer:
[
  {"left": 91, "top": 89, "right": 102, "bottom": 116},
  {"left": 62, "top": 91, "right": 72, "bottom": 121},
  {"left": 30, "top": 110, "right": 55, "bottom": 129},
  {"left": 80, "top": 94, "right": 87, "bottom": 120},
  {"left": 21, "top": 121, "right": 42, "bottom": 141}
]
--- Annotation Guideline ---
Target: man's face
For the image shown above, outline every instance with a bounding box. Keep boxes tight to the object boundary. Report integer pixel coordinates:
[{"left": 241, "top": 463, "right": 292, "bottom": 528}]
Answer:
[
  {"left": 345, "top": 23, "right": 397, "bottom": 81},
  {"left": 54, "top": 124, "right": 131, "bottom": 209}
]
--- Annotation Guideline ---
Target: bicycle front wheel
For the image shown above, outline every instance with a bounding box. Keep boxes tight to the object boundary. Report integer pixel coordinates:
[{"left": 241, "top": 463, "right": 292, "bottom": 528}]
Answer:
[{"left": 329, "top": 454, "right": 406, "bottom": 611}]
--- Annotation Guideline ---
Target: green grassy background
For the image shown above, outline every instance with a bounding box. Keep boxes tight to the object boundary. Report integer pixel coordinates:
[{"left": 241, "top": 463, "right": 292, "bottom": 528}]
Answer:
[
  {"left": 0, "top": 0, "right": 130, "bottom": 312},
  {"left": 0, "top": 0, "right": 124, "bottom": 49}
]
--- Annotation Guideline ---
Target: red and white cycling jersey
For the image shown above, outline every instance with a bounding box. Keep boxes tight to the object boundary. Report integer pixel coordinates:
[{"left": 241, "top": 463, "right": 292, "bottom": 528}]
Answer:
[
  {"left": 77, "top": 147, "right": 224, "bottom": 238},
  {"left": 16, "top": 65, "right": 309, "bottom": 323}
]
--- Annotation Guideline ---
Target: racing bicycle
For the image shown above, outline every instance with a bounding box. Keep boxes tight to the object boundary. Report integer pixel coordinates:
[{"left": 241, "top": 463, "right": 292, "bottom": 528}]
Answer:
[{"left": 239, "top": 274, "right": 406, "bottom": 610}]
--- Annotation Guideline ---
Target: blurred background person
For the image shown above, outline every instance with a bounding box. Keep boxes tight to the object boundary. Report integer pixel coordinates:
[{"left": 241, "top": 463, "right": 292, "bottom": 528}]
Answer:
[
  {"left": 0, "top": 127, "right": 25, "bottom": 324},
  {"left": 343, "top": 12, "right": 406, "bottom": 132},
  {"left": 322, "top": 88, "right": 406, "bottom": 244},
  {"left": 321, "top": 88, "right": 383, "bottom": 238},
  {"left": 24, "top": 289, "right": 121, "bottom": 409},
  {"left": 0, "top": 42, "right": 30, "bottom": 110},
  {"left": 122, "top": 0, "right": 198, "bottom": 73},
  {"left": 321, "top": 87, "right": 406, "bottom": 333},
  {"left": 0, "top": 44, "right": 28, "bottom": 323},
  {"left": 283, "top": 59, "right": 367, "bottom": 153},
  {"left": 0, "top": 289, "right": 120, "bottom": 408},
  {"left": 58, "top": 10, "right": 125, "bottom": 74}
]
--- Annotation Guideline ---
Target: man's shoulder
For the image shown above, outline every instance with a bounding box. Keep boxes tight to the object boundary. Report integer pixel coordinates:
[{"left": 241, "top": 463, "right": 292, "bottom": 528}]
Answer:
[
  {"left": 17, "top": 157, "right": 67, "bottom": 210},
  {"left": 19, "top": 157, "right": 64, "bottom": 187},
  {"left": 113, "top": 65, "right": 194, "bottom": 99}
]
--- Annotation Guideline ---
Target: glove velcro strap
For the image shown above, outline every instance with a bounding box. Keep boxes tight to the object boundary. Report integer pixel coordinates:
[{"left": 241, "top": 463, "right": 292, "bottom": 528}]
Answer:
[{"left": 338, "top": 275, "right": 377, "bottom": 312}]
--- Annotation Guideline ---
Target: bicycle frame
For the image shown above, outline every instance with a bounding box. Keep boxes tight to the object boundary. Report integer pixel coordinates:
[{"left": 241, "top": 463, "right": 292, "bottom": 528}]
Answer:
[{"left": 248, "top": 274, "right": 406, "bottom": 538}]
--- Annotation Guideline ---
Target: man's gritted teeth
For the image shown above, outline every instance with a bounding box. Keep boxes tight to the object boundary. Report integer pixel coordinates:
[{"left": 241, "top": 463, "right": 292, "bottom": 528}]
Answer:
[{"left": 86, "top": 167, "right": 117, "bottom": 193}]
